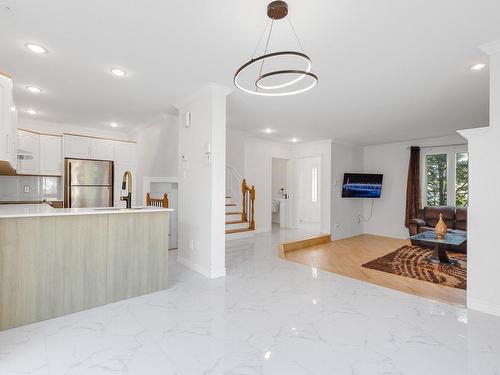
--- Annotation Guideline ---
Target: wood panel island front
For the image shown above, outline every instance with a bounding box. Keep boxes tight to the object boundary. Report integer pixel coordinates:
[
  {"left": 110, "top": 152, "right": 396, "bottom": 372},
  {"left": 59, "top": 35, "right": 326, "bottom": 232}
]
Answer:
[{"left": 0, "top": 204, "right": 171, "bottom": 331}]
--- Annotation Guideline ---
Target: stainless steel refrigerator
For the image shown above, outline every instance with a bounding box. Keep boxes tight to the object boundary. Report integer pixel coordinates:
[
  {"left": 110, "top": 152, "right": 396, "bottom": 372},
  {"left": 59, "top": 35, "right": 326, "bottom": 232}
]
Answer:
[{"left": 64, "top": 159, "right": 113, "bottom": 208}]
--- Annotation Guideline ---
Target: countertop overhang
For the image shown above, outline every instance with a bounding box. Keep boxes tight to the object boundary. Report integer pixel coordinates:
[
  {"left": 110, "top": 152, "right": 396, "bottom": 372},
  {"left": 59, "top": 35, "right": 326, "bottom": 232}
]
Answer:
[{"left": 0, "top": 203, "right": 173, "bottom": 219}]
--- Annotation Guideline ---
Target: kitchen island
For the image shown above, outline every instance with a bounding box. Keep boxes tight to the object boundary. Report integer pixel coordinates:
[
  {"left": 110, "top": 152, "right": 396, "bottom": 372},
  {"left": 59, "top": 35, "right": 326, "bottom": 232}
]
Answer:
[{"left": 0, "top": 204, "right": 172, "bottom": 330}]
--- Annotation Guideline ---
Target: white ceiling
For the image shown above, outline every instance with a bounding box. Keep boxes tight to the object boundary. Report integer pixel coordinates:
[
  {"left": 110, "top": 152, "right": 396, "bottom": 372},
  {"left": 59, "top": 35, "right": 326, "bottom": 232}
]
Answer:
[{"left": 1, "top": 0, "right": 499, "bottom": 145}]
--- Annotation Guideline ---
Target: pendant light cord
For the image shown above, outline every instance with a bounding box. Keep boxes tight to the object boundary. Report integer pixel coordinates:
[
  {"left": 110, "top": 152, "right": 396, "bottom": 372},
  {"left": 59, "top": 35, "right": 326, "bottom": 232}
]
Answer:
[
  {"left": 252, "top": 19, "right": 271, "bottom": 59},
  {"left": 258, "top": 19, "right": 274, "bottom": 76},
  {"left": 287, "top": 16, "right": 305, "bottom": 53}
]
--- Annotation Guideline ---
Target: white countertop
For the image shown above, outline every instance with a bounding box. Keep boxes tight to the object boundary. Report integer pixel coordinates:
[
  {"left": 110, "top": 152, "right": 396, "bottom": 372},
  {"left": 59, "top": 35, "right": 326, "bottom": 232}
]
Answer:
[{"left": 0, "top": 203, "right": 173, "bottom": 219}]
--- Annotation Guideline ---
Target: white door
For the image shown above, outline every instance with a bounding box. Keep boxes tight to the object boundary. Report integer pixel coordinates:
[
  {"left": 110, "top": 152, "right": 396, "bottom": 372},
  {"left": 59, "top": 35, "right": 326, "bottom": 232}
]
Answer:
[
  {"left": 17, "top": 130, "right": 40, "bottom": 175},
  {"left": 39, "top": 135, "right": 62, "bottom": 175}
]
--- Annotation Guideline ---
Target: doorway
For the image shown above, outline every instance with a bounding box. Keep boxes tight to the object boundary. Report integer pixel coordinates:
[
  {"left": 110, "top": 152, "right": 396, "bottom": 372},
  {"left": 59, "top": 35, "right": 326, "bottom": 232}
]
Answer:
[
  {"left": 150, "top": 181, "right": 178, "bottom": 249},
  {"left": 271, "top": 158, "right": 290, "bottom": 228}
]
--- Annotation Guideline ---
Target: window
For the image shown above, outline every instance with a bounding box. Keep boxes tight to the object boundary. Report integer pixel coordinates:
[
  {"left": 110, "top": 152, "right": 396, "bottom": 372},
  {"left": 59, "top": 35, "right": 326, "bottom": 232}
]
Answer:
[
  {"left": 455, "top": 152, "right": 469, "bottom": 207},
  {"left": 311, "top": 167, "right": 318, "bottom": 202},
  {"left": 422, "top": 146, "right": 468, "bottom": 207}
]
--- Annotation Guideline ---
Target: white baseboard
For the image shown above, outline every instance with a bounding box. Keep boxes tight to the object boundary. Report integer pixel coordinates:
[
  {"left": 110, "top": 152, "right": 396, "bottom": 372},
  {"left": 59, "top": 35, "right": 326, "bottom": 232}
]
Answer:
[
  {"left": 177, "top": 256, "right": 226, "bottom": 279},
  {"left": 468, "top": 298, "right": 500, "bottom": 317}
]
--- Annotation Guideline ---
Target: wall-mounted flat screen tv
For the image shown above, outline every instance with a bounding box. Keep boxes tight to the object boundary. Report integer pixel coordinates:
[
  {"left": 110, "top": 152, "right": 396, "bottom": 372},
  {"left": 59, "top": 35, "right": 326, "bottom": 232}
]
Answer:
[{"left": 341, "top": 173, "right": 383, "bottom": 198}]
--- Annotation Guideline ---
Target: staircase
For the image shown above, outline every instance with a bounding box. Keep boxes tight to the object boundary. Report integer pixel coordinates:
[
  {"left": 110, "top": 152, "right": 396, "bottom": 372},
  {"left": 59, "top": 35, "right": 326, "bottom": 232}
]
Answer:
[{"left": 225, "top": 167, "right": 256, "bottom": 239}]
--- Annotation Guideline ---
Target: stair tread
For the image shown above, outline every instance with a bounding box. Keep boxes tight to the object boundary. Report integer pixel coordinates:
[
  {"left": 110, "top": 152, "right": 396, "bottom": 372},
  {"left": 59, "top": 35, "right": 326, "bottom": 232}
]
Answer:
[
  {"left": 226, "top": 220, "right": 247, "bottom": 224},
  {"left": 225, "top": 228, "right": 255, "bottom": 234},
  {"left": 226, "top": 212, "right": 243, "bottom": 215},
  {"left": 225, "top": 203, "right": 237, "bottom": 206}
]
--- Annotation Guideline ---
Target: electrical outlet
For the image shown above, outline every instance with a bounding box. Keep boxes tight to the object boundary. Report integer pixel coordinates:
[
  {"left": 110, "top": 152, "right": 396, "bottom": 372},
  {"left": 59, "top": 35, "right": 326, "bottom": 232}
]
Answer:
[
  {"left": 23, "top": 186, "right": 30, "bottom": 193},
  {"left": 335, "top": 223, "right": 340, "bottom": 229}
]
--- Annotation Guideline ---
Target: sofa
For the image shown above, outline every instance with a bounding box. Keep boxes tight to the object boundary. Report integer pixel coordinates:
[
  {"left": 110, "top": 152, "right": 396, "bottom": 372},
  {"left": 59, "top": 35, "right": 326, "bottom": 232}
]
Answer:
[{"left": 409, "top": 206, "right": 467, "bottom": 252}]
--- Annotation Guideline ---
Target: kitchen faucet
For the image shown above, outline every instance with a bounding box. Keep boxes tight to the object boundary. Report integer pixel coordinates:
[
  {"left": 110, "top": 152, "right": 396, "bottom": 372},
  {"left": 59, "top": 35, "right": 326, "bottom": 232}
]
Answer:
[{"left": 120, "top": 170, "right": 133, "bottom": 209}]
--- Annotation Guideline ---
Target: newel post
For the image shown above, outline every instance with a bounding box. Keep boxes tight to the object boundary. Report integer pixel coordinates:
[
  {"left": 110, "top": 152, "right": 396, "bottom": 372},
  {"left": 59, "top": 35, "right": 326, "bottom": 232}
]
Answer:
[
  {"left": 242, "top": 178, "right": 247, "bottom": 222},
  {"left": 249, "top": 185, "right": 256, "bottom": 230}
]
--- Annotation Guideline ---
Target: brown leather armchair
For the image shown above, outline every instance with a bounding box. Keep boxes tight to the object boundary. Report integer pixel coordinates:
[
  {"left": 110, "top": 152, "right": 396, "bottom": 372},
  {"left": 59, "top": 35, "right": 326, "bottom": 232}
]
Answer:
[{"left": 409, "top": 206, "right": 467, "bottom": 252}]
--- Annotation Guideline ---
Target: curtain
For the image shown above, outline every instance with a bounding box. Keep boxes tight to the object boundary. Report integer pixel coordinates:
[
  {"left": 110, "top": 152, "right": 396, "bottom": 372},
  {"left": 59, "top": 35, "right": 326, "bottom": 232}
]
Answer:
[{"left": 405, "top": 146, "right": 421, "bottom": 228}]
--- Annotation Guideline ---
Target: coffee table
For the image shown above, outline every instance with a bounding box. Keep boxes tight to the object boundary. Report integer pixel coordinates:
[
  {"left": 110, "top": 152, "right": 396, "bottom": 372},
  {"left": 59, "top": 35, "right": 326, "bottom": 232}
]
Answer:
[{"left": 409, "top": 231, "right": 467, "bottom": 266}]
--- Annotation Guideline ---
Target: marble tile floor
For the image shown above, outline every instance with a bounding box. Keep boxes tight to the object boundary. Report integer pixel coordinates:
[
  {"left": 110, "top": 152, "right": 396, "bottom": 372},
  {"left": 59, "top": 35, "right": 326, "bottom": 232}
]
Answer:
[{"left": 0, "top": 229, "right": 499, "bottom": 374}]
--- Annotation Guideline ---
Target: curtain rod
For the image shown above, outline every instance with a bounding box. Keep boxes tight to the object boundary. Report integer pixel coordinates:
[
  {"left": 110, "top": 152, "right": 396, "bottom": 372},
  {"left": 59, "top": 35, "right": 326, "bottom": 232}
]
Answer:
[{"left": 405, "top": 143, "right": 467, "bottom": 150}]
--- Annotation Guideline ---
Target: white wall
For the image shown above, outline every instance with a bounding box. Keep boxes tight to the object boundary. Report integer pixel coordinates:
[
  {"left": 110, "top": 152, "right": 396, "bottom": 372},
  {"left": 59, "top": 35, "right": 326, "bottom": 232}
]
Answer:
[
  {"left": 129, "top": 114, "right": 178, "bottom": 204},
  {"left": 226, "top": 129, "right": 247, "bottom": 176},
  {"left": 459, "top": 40, "right": 500, "bottom": 317},
  {"left": 331, "top": 142, "right": 364, "bottom": 239},
  {"left": 362, "top": 135, "right": 465, "bottom": 239},
  {"left": 177, "top": 85, "right": 229, "bottom": 279}
]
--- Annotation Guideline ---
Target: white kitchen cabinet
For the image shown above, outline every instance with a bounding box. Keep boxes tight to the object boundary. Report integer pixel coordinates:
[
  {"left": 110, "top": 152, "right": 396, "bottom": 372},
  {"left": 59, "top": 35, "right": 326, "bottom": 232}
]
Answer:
[
  {"left": 90, "top": 138, "right": 114, "bottom": 161},
  {"left": 63, "top": 135, "right": 115, "bottom": 161},
  {"left": 39, "top": 134, "right": 62, "bottom": 175},
  {"left": 64, "top": 135, "right": 92, "bottom": 159},
  {"left": 17, "top": 130, "right": 40, "bottom": 175},
  {"left": 0, "top": 73, "right": 17, "bottom": 171}
]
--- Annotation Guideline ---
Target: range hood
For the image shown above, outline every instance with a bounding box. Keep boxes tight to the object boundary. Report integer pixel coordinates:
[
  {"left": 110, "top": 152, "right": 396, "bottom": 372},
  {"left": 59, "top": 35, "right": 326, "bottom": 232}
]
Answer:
[{"left": 17, "top": 149, "right": 33, "bottom": 160}]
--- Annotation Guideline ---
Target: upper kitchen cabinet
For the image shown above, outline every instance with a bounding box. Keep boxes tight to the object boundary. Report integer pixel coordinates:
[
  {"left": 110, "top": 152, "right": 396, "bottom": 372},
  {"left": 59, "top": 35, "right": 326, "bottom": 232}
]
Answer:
[
  {"left": 17, "top": 130, "right": 40, "bottom": 175},
  {"left": 63, "top": 134, "right": 93, "bottom": 159},
  {"left": 63, "top": 134, "right": 136, "bottom": 165},
  {"left": 39, "top": 134, "right": 62, "bottom": 175},
  {"left": 17, "top": 130, "right": 62, "bottom": 176},
  {"left": 90, "top": 138, "right": 114, "bottom": 160},
  {"left": 0, "top": 73, "right": 18, "bottom": 172}
]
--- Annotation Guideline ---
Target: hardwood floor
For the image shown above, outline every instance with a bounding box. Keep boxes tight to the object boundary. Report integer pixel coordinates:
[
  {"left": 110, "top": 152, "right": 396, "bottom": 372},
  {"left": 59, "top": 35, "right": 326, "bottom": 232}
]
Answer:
[{"left": 283, "top": 234, "right": 466, "bottom": 307}]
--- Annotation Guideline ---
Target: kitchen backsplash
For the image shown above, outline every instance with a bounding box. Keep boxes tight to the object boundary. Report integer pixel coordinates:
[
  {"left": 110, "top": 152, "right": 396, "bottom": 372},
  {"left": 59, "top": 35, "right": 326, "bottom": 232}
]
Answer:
[{"left": 0, "top": 175, "right": 62, "bottom": 202}]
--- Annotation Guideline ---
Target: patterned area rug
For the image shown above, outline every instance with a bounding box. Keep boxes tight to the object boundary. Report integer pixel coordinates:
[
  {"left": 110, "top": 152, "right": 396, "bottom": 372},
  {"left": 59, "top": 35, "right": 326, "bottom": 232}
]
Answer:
[{"left": 362, "top": 245, "right": 467, "bottom": 290}]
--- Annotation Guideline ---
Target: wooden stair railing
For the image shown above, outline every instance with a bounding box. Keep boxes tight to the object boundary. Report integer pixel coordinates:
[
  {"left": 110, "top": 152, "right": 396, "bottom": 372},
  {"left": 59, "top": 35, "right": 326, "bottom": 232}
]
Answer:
[
  {"left": 146, "top": 192, "right": 169, "bottom": 208},
  {"left": 241, "top": 178, "right": 256, "bottom": 230}
]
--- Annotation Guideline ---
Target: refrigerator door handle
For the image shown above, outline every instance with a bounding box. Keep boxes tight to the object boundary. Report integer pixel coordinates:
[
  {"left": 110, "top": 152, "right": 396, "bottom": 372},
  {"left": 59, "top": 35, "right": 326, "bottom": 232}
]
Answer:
[{"left": 68, "top": 161, "right": 72, "bottom": 208}]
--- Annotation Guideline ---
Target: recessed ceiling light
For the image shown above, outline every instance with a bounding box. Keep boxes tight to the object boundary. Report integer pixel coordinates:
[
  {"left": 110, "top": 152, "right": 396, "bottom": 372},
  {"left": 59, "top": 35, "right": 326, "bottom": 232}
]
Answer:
[
  {"left": 26, "top": 85, "right": 42, "bottom": 93},
  {"left": 10, "top": 106, "right": 16, "bottom": 112},
  {"left": 110, "top": 122, "right": 118, "bottom": 128},
  {"left": 110, "top": 68, "right": 127, "bottom": 77},
  {"left": 264, "top": 351, "right": 272, "bottom": 360},
  {"left": 290, "top": 138, "right": 299, "bottom": 143},
  {"left": 25, "top": 108, "right": 37, "bottom": 115},
  {"left": 262, "top": 128, "right": 275, "bottom": 134},
  {"left": 25, "top": 43, "right": 47, "bottom": 54},
  {"left": 470, "top": 63, "right": 486, "bottom": 71}
]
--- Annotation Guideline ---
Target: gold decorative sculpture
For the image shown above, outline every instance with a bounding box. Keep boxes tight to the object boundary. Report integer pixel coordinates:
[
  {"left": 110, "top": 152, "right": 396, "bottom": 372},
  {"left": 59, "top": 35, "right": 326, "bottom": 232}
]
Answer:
[{"left": 435, "top": 213, "right": 447, "bottom": 239}]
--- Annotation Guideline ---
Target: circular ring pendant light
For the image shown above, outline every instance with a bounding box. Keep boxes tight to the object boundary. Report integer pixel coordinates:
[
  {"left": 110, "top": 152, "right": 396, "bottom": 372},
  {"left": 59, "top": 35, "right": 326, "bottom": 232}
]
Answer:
[{"left": 234, "top": 1, "right": 318, "bottom": 97}]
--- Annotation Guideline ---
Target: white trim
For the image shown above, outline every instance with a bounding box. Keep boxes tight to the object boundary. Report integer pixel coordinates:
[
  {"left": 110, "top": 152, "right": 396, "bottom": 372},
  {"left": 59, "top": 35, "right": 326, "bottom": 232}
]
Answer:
[
  {"left": 177, "top": 255, "right": 226, "bottom": 279},
  {"left": 142, "top": 176, "right": 179, "bottom": 205},
  {"left": 468, "top": 298, "right": 500, "bottom": 317},
  {"left": 479, "top": 40, "right": 500, "bottom": 56},
  {"left": 457, "top": 127, "right": 490, "bottom": 140}
]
